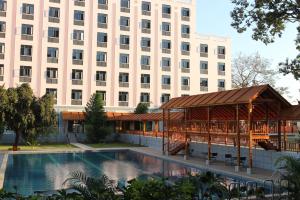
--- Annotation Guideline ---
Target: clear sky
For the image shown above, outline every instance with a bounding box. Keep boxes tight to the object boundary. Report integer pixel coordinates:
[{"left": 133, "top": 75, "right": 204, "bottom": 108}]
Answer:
[{"left": 196, "top": 0, "right": 300, "bottom": 104}]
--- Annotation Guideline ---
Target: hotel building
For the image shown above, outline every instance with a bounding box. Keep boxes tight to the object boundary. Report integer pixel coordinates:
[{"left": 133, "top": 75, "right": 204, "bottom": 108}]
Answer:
[{"left": 0, "top": 0, "right": 231, "bottom": 112}]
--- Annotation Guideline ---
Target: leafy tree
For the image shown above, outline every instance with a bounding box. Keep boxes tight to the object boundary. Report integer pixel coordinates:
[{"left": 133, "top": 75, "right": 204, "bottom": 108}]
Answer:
[
  {"left": 231, "top": 0, "right": 300, "bottom": 80},
  {"left": 85, "top": 93, "right": 111, "bottom": 142},
  {"left": 232, "top": 53, "right": 289, "bottom": 95},
  {"left": 134, "top": 103, "right": 149, "bottom": 114},
  {"left": 0, "top": 85, "right": 7, "bottom": 135},
  {"left": 3, "top": 84, "right": 56, "bottom": 149}
]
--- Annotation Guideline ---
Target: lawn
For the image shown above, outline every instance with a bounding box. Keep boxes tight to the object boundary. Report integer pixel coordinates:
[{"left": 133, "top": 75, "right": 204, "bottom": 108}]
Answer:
[
  {"left": 0, "top": 144, "right": 78, "bottom": 151},
  {"left": 87, "top": 142, "right": 142, "bottom": 148}
]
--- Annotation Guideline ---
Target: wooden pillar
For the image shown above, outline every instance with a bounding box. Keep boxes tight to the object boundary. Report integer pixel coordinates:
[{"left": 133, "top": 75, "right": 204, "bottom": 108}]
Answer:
[
  {"left": 143, "top": 121, "right": 146, "bottom": 136},
  {"left": 162, "top": 109, "right": 165, "bottom": 154},
  {"left": 277, "top": 120, "right": 282, "bottom": 151},
  {"left": 207, "top": 107, "right": 211, "bottom": 161},
  {"left": 283, "top": 120, "right": 287, "bottom": 151},
  {"left": 248, "top": 103, "right": 253, "bottom": 169},
  {"left": 184, "top": 108, "right": 188, "bottom": 159},
  {"left": 225, "top": 121, "right": 229, "bottom": 145},
  {"left": 236, "top": 105, "right": 241, "bottom": 166},
  {"left": 167, "top": 109, "right": 171, "bottom": 153},
  {"left": 154, "top": 121, "right": 159, "bottom": 138},
  {"left": 265, "top": 103, "right": 269, "bottom": 134}
]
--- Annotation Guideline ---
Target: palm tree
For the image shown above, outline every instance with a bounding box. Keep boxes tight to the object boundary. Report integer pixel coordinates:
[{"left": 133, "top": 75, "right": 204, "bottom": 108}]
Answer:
[
  {"left": 63, "top": 171, "right": 118, "bottom": 200},
  {"left": 275, "top": 156, "right": 300, "bottom": 199}
]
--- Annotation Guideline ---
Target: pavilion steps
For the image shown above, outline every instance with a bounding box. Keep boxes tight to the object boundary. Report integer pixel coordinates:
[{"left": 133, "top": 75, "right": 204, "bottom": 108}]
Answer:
[
  {"left": 169, "top": 141, "right": 186, "bottom": 155},
  {"left": 257, "top": 140, "right": 278, "bottom": 151}
]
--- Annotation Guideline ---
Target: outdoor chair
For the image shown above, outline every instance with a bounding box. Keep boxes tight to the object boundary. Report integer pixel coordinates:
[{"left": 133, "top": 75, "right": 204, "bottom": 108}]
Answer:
[{"left": 225, "top": 153, "right": 232, "bottom": 165}]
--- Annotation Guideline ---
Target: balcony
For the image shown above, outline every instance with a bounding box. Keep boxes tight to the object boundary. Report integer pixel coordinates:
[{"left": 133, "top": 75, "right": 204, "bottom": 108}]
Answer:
[
  {"left": 142, "top": 10, "right": 151, "bottom": 16},
  {"left": 120, "top": 63, "right": 129, "bottom": 68},
  {"left": 20, "top": 55, "right": 32, "bottom": 62},
  {"left": 22, "top": 14, "right": 34, "bottom": 20},
  {"left": 0, "top": 11, "right": 6, "bottom": 17},
  {"left": 72, "top": 59, "right": 83, "bottom": 65},
  {"left": 120, "top": 26, "right": 130, "bottom": 31},
  {"left": 97, "top": 42, "right": 107, "bottom": 48},
  {"left": 182, "top": 33, "right": 190, "bottom": 38},
  {"left": 21, "top": 34, "right": 33, "bottom": 41},
  {"left": 141, "top": 47, "right": 150, "bottom": 52},
  {"left": 162, "top": 48, "right": 171, "bottom": 54},
  {"left": 162, "top": 66, "right": 171, "bottom": 72},
  {"left": 73, "top": 39, "right": 84, "bottom": 46},
  {"left": 98, "top": 4, "right": 108, "bottom": 10},
  {"left": 181, "top": 85, "right": 190, "bottom": 91},
  {"left": 200, "top": 52, "right": 208, "bottom": 57},
  {"left": 119, "top": 82, "right": 129, "bottom": 87},
  {"left": 218, "top": 71, "right": 225, "bottom": 76},
  {"left": 46, "top": 78, "right": 58, "bottom": 84},
  {"left": 19, "top": 76, "right": 31, "bottom": 83},
  {"left": 119, "top": 101, "right": 128, "bottom": 107},
  {"left": 121, "top": 7, "right": 130, "bottom": 13},
  {"left": 142, "top": 28, "right": 151, "bottom": 34},
  {"left": 74, "top": 0, "right": 85, "bottom": 7},
  {"left": 49, "top": 0, "right": 60, "bottom": 3},
  {"left": 49, "top": 17, "right": 60, "bottom": 23},
  {"left": 162, "top": 31, "right": 171, "bottom": 36},
  {"left": 0, "top": 32, "right": 5, "bottom": 38},
  {"left": 218, "top": 87, "right": 225, "bottom": 92},
  {"left": 200, "top": 69, "right": 208, "bottom": 74},
  {"left": 0, "top": 75, "right": 3, "bottom": 81},
  {"left": 96, "top": 80, "right": 106, "bottom": 86},
  {"left": 48, "top": 37, "right": 59, "bottom": 43},
  {"left": 0, "top": 53, "right": 4, "bottom": 59},
  {"left": 181, "top": 50, "right": 190, "bottom": 56},
  {"left": 141, "top": 83, "right": 150, "bottom": 89},
  {"left": 200, "top": 86, "right": 208, "bottom": 92},
  {"left": 181, "top": 16, "right": 190, "bottom": 21},
  {"left": 162, "top": 84, "right": 170, "bottom": 90},
  {"left": 71, "top": 99, "right": 82, "bottom": 105},
  {"left": 218, "top": 54, "right": 225, "bottom": 59},
  {"left": 162, "top": 13, "right": 171, "bottom": 19},
  {"left": 74, "top": 20, "right": 84, "bottom": 26},
  {"left": 97, "top": 23, "right": 107, "bottom": 29},
  {"left": 120, "top": 44, "right": 130, "bottom": 50},
  {"left": 181, "top": 68, "right": 190, "bottom": 73},
  {"left": 141, "top": 65, "right": 150, "bottom": 70},
  {"left": 72, "top": 79, "right": 83, "bottom": 85},
  {"left": 47, "top": 57, "right": 58, "bottom": 63},
  {"left": 96, "top": 61, "right": 107, "bottom": 67}
]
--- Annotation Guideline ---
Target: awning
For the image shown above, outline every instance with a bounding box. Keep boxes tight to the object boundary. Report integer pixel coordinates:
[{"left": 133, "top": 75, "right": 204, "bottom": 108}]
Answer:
[
  {"left": 62, "top": 112, "right": 85, "bottom": 121},
  {"left": 280, "top": 105, "right": 300, "bottom": 120},
  {"left": 113, "top": 112, "right": 184, "bottom": 121}
]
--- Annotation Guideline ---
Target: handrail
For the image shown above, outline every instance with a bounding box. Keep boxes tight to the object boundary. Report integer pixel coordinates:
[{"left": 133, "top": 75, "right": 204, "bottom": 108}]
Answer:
[{"left": 263, "top": 180, "right": 274, "bottom": 200}]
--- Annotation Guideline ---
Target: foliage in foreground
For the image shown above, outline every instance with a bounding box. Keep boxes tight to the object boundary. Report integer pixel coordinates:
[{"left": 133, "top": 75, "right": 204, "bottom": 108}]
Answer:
[{"left": 134, "top": 103, "right": 149, "bottom": 114}]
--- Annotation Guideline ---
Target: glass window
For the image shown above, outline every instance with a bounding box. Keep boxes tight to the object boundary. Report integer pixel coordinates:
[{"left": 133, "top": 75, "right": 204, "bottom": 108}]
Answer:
[
  {"left": 0, "top": 22, "right": 5, "bottom": 32},
  {"left": 200, "top": 61, "right": 208, "bottom": 69},
  {"left": 21, "top": 24, "right": 33, "bottom": 35},
  {"left": 181, "top": 25, "right": 190, "bottom": 34},
  {"left": 74, "top": 10, "right": 84, "bottom": 21},
  {"left": 142, "top": 19, "right": 151, "bottom": 29},
  {"left": 140, "top": 93, "right": 150, "bottom": 103},
  {"left": 119, "top": 92, "right": 128, "bottom": 102},
  {"left": 72, "top": 69, "right": 83, "bottom": 80},
  {"left": 46, "top": 68, "right": 58, "bottom": 78},
  {"left": 73, "top": 30, "right": 84, "bottom": 40},
  {"left": 120, "top": 35, "right": 130, "bottom": 45},
  {"left": 162, "top": 22, "right": 171, "bottom": 32},
  {"left": 120, "top": 54, "right": 129, "bottom": 63},
  {"left": 162, "top": 75, "right": 171, "bottom": 85},
  {"left": 141, "top": 37, "right": 151, "bottom": 47},
  {"left": 119, "top": 72, "right": 129, "bottom": 82},
  {"left": 162, "top": 40, "right": 171, "bottom": 49},
  {"left": 98, "top": 13, "right": 107, "bottom": 23},
  {"left": 47, "top": 47, "right": 59, "bottom": 58},
  {"left": 96, "top": 51, "right": 107, "bottom": 61},
  {"left": 20, "top": 66, "right": 32, "bottom": 77},
  {"left": 181, "top": 42, "right": 190, "bottom": 51},
  {"left": 98, "top": 0, "right": 107, "bottom": 5},
  {"left": 121, "top": 0, "right": 130, "bottom": 8},
  {"left": 0, "top": 1, "right": 7, "bottom": 11},
  {"left": 218, "top": 79, "right": 225, "bottom": 88},
  {"left": 72, "top": 49, "right": 83, "bottom": 60},
  {"left": 218, "top": 63, "right": 225, "bottom": 71},
  {"left": 200, "top": 78, "right": 208, "bottom": 87},
  {"left": 97, "top": 32, "right": 107, "bottom": 42},
  {"left": 120, "top": 16, "right": 130, "bottom": 26},
  {"left": 48, "top": 27, "right": 59, "bottom": 38},
  {"left": 181, "top": 77, "right": 190, "bottom": 86},
  {"left": 162, "top": 57, "right": 171, "bottom": 67},
  {"left": 200, "top": 44, "right": 208, "bottom": 53},
  {"left": 161, "top": 93, "right": 170, "bottom": 103},
  {"left": 49, "top": 7, "right": 60, "bottom": 18},
  {"left": 71, "top": 90, "right": 82, "bottom": 100},
  {"left": 141, "top": 55, "right": 150, "bottom": 65},
  {"left": 20, "top": 45, "right": 32, "bottom": 56},
  {"left": 141, "top": 1, "right": 151, "bottom": 11},
  {"left": 181, "top": 59, "right": 190, "bottom": 69},
  {"left": 181, "top": 8, "right": 190, "bottom": 17},
  {"left": 162, "top": 4, "right": 171, "bottom": 14},
  {"left": 141, "top": 74, "right": 150, "bottom": 83},
  {"left": 96, "top": 71, "right": 106, "bottom": 81},
  {"left": 22, "top": 4, "right": 34, "bottom": 15},
  {"left": 0, "top": 65, "right": 3, "bottom": 76},
  {"left": 46, "top": 88, "right": 57, "bottom": 98},
  {"left": 218, "top": 46, "right": 225, "bottom": 55},
  {"left": 96, "top": 90, "right": 106, "bottom": 101}
]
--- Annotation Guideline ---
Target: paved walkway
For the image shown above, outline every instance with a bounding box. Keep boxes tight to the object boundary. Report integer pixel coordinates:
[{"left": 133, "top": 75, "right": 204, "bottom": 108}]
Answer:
[{"left": 71, "top": 143, "right": 95, "bottom": 150}]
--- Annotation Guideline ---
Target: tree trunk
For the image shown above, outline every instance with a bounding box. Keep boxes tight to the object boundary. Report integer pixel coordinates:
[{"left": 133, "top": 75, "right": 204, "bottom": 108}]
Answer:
[{"left": 14, "top": 130, "right": 21, "bottom": 150}]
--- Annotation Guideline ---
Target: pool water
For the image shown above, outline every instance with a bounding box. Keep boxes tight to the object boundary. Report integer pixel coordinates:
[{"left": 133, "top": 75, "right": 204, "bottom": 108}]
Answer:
[{"left": 4, "top": 150, "right": 202, "bottom": 195}]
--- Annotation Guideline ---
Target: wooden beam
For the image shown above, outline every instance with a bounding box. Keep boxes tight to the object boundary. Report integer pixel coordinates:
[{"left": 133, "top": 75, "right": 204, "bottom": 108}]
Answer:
[
  {"left": 277, "top": 120, "right": 282, "bottom": 151},
  {"left": 162, "top": 109, "right": 165, "bottom": 154},
  {"left": 236, "top": 104, "right": 241, "bottom": 166},
  {"left": 207, "top": 107, "right": 211, "bottom": 161},
  {"left": 167, "top": 109, "right": 170, "bottom": 153},
  {"left": 248, "top": 103, "right": 253, "bottom": 169},
  {"left": 283, "top": 120, "right": 287, "bottom": 151},
  {"left": 184, "top": 108, "right": 188, "bottom": 159}
]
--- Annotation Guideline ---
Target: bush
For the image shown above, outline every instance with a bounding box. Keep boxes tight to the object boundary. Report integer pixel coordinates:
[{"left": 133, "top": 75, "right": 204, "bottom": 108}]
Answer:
[{"left": 86, "top": 126, "right": 113, "bottom": 143}]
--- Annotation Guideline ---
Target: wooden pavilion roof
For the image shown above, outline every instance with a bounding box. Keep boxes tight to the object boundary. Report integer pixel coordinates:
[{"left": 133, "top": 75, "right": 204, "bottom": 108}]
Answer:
[
  {"left": 280, "top": 105, "right": 300, "bottom": 120},
  {"left": 160, "top": 85, "right": 291, "bottom": 110},
  {"left": 112, "top": 112, "right": 184, "bottom": 121}
]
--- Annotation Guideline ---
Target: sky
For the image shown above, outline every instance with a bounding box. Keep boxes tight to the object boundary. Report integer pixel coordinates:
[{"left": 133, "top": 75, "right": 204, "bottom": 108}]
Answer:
[{"left": 196, "top": 0, "right": 300, "bottom": 104}]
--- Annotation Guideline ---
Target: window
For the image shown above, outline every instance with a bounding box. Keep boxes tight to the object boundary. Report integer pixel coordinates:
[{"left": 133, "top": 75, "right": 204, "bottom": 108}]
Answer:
[
  {"left": 72, "top": 90, "right": 82, "bottom": 100},
  {"left": 47, "top": 47, "right": 59, "bottom": 58},
  {"left": 0, "top": 1, "right": 7, "bottom": 11},
  {"left": 97, "top": 32, "right": 107, "bottom": 43},
  {"left": 200, "top": 61, "right": 208, "bottom": 71},
  {"left": 0, "top": 43, "right": 4, "bottom": 54},
  {"left": 98, "top": 13, "right": 107, "bottom": 24},
  {"left": 218, "top": 63, "right": 225, "bottom": 72},
  {"left": 0, "top": 64, "right": 3, "bottom": 76},
  {"left": 96, "top": 90, "right": 106, "bottom": 101},
  {"left": 120, "top": 16, "right": 130, "bottom": 27},
  {"left": 181, "top": 25, "right": 190, "bottom": 34},
  {"left": 46, "top": 68, "right": 58, "bottom": 79},
  {"left": 96, "top": 51, "right": 107, "bottom": 61},
  {"left": 72, "top": 69, "right": 83, "bottom": 80},
  {"left": 73, "top": 30, "right": 84, "bottom": 40},
  {"left": 121, "top": 0, "right": 130, "bottom": 8},
  {"left": 72, "top": 49, "right": 83, "bottom": 60},
  {"left": 162, "top": 57, "right": 171, "bottom": 67},
  {"left": 200, "top": 44, "right": 208, "bottom": 53},
  {"left": 200, "top": 78, "right": 208, "bottom": 87},
  {"left": 141, "top": 74, "right": 150, "bottom": 84},
  {"left": 161, "top": 93, "right": 170, "bottom": 103},
  {"left": 96, "top": 71, "right": 106, "bottom": 81},
  {"left": 141, "top": 55, "right": 150, "bottom": 65},
  {"left": 120, "top": 35, "right": 130, "bottom": 45},
  {"left": 74, "top": 10, "right": 84, "bottom": 21},
  {"left": 181, "top": 77, "right": 190, "bottom": 86},
  {"left": 20, "top": 66, "right": 32, "bottom": 77},
  {"left": 162, "top": 4, "right": 171, "bottom": 14},
  {"left": 48, "top": 27, "right": 59, "bottom": 38},
  {"left": 218, "top": 79, "right": 225, "bottom": 88},
  {"left": 140, "top": 93, "right": 150, "bottom": 103},
  {"left": 120, "top": 54, "right": 129, "bottom": 64},
  {"left": 0, "top": 22, "right": 5, "bottom": 32},
  {"left": 141, "top": 37, "right": 151, "bottom": 47},
  {"left": 162, "top": 40, "right": 171, "bottom": 49},
  {"left": 98, "top": 0, "right": 107, "bottom": 5},
  {"left": 22, "top": 4, "right": 34, "bottom": 15},
  {"left": 162, "top": 75, "right": 171, "bottom": 85},
  {"left": 142, "top": 19, "right": 151, "bottom": 29},
  {"left": 46, "top": 88, "right": 57, "bottom": 99},
  {"left": 119, "top": 92, "right": 128, "bottom": 102},
  {"left": 21, "top": 24, "right": 33, "bottom": 35},
  {"left": 20, "top": 45, "right": 32, "bottom": 56},
  {"left": 181, "top": 42, "right": 190, "bottom": 52},
  {"left": 162, "top": 22, "right": 171, "bottom": 32},
  {"left": 181, "top": 8, "right": 190, "bottom": 17},
  {"left": 142, "top": 1, "right": 151, "bottom": 12},
  {"left": 49, "top": 7, "right": 60, "bottom": 18},
  {"left": 119, "top": 72, "right": 129, "bottom": 82},
  {"left": 218, "top": 46, "right": 225, "bottom": 55},
  {"left": 181, "top": 59, "right": 190, "bottom": 69}
]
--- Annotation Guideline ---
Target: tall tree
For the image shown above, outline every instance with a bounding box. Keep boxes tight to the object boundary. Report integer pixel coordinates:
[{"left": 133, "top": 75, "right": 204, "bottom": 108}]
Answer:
[
  {"left": 85, "top": 93, "right": 111, "bottom": 142},
  {"left": 134, "top": 103, "right": 149, "bottom": 114},
  {"left": 0, "top": 85, "right": 7, "bottom": 135},
  {"left": 3, "top": 84, "right": 56, "bottom": 149},
  {"left": 232, "top": 53, "right": 289, "bottom": 95},
  {"left": 231, "top": 0, "right": 300, "bottom": 80}
]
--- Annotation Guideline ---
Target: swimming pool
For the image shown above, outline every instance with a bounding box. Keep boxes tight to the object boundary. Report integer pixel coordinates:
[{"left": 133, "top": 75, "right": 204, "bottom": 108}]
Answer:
[{"left": 4, "top": 150, "right": 204, "bottom": 195}]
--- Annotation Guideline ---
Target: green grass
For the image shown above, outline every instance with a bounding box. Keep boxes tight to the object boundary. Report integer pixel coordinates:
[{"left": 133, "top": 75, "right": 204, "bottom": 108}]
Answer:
[
  {"left": 87, "top": 142, "right": 142, "bottom": 148},
  {"left": 0, "top": 144, "right": 78, "bottom": 151}
]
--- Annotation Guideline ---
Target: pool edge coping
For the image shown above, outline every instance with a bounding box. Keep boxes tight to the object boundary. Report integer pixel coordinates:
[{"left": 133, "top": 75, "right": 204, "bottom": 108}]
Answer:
[{"left": 0, "top": 153, "right": 8, "bottom": 189}]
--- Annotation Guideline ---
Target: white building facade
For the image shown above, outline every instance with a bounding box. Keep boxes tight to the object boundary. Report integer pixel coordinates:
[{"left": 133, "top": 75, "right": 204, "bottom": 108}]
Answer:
[{"left": 0, "top": 0, "right": 231, "bottom": 112}]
